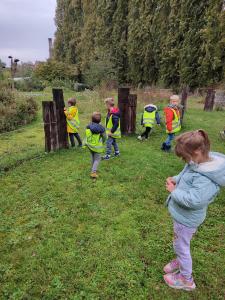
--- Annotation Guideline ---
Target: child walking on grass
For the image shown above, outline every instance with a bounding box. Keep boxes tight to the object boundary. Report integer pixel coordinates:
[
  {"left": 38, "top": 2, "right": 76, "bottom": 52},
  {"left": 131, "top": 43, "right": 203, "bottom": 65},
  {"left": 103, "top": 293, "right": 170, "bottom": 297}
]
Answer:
[
  {"left": 137, "top": 104, "right": 160, "bottom": 141},
  {"left": 161, "top": 95, "right": 181, "bottom": 152},
  {"left": 85, "top": 112, "right": 106, "bottom": 179},
  {"left": 102, "top": 98, "right": 121, "bottom": 160},
  {"left": 164, "top": 129, "right": 225, "bottom": 291},
  {"left": 64, "top": 98, "right": 82, "bottom": 148}
]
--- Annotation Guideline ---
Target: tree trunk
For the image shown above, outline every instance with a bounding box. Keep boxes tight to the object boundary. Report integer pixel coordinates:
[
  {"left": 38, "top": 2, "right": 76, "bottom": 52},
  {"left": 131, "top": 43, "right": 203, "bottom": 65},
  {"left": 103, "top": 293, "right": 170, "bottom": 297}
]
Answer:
[{"left": 204, "top": 88, "right": 215, "bottom": 111}]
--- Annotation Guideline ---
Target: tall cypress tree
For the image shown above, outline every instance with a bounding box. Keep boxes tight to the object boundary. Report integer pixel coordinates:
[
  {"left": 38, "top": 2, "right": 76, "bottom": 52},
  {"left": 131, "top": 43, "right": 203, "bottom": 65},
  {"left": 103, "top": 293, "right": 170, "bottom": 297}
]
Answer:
[{"left": 54, "top": 0, "right": 225, "bottom": 87}]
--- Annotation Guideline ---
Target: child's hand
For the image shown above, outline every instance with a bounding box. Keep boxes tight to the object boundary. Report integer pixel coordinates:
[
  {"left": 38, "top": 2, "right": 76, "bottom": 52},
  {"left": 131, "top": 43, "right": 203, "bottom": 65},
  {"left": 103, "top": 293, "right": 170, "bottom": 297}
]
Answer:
[
  {"left": 108, "top": 132, "right": 112, "bottom": 137},
  {"left": 166, "top": 182, "right": 176, "bottom": 193},
  {"left": 166, "top": 177, "right": 176, "bottom": 185}
]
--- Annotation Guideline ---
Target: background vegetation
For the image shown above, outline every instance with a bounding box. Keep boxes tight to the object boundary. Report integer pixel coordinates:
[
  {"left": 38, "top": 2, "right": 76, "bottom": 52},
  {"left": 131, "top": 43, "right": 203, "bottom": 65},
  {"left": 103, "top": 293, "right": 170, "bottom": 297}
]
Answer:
[
  {"left": 54, "top": 0, "right": 225, "bottom": 88},
  {"left": 0, "top": 89, "right": 38, "bottom": 133}
]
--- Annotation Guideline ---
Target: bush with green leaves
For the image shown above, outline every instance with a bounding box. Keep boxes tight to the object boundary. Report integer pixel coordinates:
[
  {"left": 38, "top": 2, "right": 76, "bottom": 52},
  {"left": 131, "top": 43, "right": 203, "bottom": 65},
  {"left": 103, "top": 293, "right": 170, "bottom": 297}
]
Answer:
[
  {"left": 0, "top": 89, "right": 38, "bottom": 133},
  {"left": 14, "top": 77, "right": 46, "bottom": 92},
  {"left": 34, "top": 60, "right": 79, "bottom": 83}
]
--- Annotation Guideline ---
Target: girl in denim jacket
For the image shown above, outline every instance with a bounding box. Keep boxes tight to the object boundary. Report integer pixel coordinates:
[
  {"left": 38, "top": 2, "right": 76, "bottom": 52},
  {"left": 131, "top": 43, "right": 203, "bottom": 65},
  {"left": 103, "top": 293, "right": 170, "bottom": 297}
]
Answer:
[{"left": 164, "top": 130, "right": 225, "bottom": 291}]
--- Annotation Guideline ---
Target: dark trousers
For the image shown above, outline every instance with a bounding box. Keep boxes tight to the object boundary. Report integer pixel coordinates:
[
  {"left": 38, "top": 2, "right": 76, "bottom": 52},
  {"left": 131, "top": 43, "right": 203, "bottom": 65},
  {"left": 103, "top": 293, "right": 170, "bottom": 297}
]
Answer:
[
  {"left": 141, "top": 127, "right": 152, "bottom": 139},
  {"left": 69, "top": 133, "right": 82, "bottom": 147}
]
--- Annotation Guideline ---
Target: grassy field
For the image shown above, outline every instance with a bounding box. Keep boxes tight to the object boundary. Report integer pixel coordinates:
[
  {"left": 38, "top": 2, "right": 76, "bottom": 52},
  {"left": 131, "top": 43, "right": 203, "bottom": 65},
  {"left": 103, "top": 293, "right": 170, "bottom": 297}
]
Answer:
[{"left": 0, "top": 90, "right": 225, "bottom": 299}]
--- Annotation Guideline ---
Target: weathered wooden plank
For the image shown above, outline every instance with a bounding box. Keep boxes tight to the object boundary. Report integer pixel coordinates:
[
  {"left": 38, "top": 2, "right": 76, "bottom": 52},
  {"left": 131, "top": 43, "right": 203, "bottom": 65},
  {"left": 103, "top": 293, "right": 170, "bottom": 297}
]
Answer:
[
  {"left": 118, "top": 88, "right": 137, "bottom": 135},
  {"left": 42, "top": 101, "right": 53, "bottom": 152},
  {"left": 128, "top": 94, "right": 137, "bottom": 134},
  {"left": 204, "top": 88, "right": 215, "bottom": 111},
  {"left": 52, "top": 88, "right": 69, "bottom": 149}
]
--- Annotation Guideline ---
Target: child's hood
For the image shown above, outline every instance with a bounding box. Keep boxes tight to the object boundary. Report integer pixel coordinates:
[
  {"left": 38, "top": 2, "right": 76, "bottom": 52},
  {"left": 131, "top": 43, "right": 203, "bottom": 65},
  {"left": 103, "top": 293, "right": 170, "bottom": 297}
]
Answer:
[
  {"left": 109, "top": 107, "right": 120, "bottom": 117},
  {"left": 144, "top": 104, "right": 157, "bottom": 112},
  {"left": 87, "top": 122, "right": 105, "bottom": 134},
  {"left": 191, "top": 152, "right": 225, "bottom": 186}
]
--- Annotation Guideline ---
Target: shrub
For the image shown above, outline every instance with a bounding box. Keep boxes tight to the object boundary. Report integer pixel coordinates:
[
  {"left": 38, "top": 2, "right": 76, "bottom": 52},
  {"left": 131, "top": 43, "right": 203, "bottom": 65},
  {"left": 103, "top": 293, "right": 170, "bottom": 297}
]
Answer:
[
  {"left": 0, "top": 89, "right": 38, "bottom": 133},
  {"left": 14, "top": 77, "right": 46, "bottom": 92}
]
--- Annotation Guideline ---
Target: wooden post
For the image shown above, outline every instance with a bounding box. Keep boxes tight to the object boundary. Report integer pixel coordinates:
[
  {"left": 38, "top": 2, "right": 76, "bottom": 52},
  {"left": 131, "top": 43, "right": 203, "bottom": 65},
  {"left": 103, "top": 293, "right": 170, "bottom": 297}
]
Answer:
[
  {"left": 42, "top": 89, "right": 69, "bottom": 152},
  {"left": 118, "top": 88, "right": 130, "bottom": 134},
  {"left": 118, "top": 88, "right": 137, "bottom": 135},
  {"left": 127, "top": 94, "right": 137, "bottom": 134},
  {"left": 204, "top": 88, "right": 215, "bottom": 111},
  {"left": 180, "top": 87, "right": 188, "bottom": 124},
  {"left": 52, "top": 88, "right": 69, "bottom": 149},
  {"left": 42, "top": 101, "right": 59, "bottom": 152}
]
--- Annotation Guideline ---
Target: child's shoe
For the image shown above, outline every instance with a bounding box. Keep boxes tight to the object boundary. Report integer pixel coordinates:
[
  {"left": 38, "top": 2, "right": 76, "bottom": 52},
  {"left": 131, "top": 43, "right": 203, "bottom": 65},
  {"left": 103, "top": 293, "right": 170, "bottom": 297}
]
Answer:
[
  {"left": 137, "top": 135, "right": 143, "bottom": 141},
  {"left": 90, "top": 172, "right": 98, "bottom": 179},
  {"left": 102, "top": 155, "right": 111, "bottom": 160},
  {"left": 161, "top": 142, "right": 166, "bottom": 151},
  {"left": 163, "top": 272, "right": 196, "bottom": 291},
  {"left": 163, "top": 259, "right": 179, "bottom": 273},
  {"left": 114, "top": 151, "right": 120, "bottom": 157}
]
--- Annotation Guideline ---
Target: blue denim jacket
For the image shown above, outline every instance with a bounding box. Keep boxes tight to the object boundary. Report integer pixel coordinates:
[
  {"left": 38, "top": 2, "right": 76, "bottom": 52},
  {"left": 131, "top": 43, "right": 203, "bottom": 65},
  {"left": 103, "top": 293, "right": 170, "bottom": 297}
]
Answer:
[{"left": 166, "top": 152, "right": 225, "bottom": 228}]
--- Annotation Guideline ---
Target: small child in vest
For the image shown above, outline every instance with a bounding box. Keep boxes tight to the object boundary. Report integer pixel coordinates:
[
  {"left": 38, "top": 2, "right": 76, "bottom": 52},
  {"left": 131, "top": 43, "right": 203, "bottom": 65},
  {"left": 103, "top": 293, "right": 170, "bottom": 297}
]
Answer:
[
  {"left": 137, "top": 104, "right": 160, "bottom": 141},
  {"left": 85, "top": 112, "right": 106, "bottom": 179},
  {"left": 164, "top": 130, "right": 225, "bottom": 291},
  {"left": 64, "top": 98, "right": 82, "bottom": 148},
  {"left": 102, "top": 98, "right": 121, "bottom": 160},
  {"left": 161, "top": 95, "right": 181, "bottom": 152}
]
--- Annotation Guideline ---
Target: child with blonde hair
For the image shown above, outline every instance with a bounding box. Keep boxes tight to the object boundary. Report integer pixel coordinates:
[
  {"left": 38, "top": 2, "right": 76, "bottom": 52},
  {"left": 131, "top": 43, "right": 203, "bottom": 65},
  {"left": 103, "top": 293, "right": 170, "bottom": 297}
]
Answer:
[
  {"left": 164, "top": 129, "right": 225, "bottom": 290},
  {"left": 102, "top": 98, "right": 121, "bottom": 160},
  {"left": 161, "top": 95, "right": 181, "bottom": 152}
]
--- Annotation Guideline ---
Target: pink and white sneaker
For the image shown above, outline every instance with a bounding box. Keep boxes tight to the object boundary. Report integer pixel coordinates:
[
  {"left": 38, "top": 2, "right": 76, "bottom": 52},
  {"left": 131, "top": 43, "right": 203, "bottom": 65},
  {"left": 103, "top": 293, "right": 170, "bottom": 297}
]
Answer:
[
  {"left": 163, "top": 272, "right": 196, "bottom": 291},
  {"left": 163, "top": 259, "right": 180, "bottom": 273}
]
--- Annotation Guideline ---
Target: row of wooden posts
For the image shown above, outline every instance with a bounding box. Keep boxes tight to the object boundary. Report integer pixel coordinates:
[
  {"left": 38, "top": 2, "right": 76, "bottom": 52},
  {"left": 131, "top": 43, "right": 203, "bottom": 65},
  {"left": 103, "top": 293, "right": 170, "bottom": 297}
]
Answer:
[
  {"left": 42, "top": 88, "right": 138, "bottom": 152},
  {"left": 42, "top": 87, "right": 219, "bottom": 152}
]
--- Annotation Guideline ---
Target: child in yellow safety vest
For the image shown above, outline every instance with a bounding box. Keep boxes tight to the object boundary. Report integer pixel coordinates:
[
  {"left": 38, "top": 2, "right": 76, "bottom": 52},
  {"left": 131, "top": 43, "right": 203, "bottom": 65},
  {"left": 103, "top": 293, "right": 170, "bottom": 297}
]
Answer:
[
  {"left": 161, "top": 95, "right": 181, "bottom": 152},
  {"left": 137, "top": 104, "right": 161, "bottom": 141},
  {"left": 64, "top": 98, "right": 82, "bottom": 147},
  {"left": 102, "top": 98, "right": 121, "bottom": 160},
  {"left": 85, "top": 112, "right": 106, "bottom": 179}
]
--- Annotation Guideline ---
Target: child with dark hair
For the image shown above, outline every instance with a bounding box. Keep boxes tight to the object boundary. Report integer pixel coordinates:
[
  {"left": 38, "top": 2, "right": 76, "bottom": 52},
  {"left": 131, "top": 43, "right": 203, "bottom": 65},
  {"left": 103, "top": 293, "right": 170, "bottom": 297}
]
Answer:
[
  {"left": 164, "top": 129, "right": 225, "bottom": 291},
  {"left": 64, "top": 98, "right": 82, "bottom": 147},
  {"left": 85, "top": 112, "right": 106, "bottom": 179},
  {"left": 137, "top": 104, "right": 160, "bottom": 140}
]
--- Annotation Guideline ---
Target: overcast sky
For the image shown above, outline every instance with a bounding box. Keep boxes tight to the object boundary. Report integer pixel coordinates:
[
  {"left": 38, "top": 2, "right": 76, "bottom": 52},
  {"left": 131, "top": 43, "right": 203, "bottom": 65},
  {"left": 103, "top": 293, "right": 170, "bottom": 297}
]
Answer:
[{"left": 0, "top": 0, "right": 56, "bottom": 66}]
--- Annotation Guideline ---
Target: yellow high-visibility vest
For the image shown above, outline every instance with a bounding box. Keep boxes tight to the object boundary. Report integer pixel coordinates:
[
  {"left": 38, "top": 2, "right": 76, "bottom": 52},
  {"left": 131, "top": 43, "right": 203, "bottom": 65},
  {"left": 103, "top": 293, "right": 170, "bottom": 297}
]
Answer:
[
  {"left": 166, "top": 108, "right": 181, "bottom": 133},
  {"left": 66, "top": 107, "right": 80, "bottom": 133},
  {"left": 143, "top": 111, "right": 156, "bottom": 127},
  {"left": 106, "top": 115, "right": 121, "bottom": 139},
  {"left": 85, "top": 129, "right": 104, "bottom": 153}
]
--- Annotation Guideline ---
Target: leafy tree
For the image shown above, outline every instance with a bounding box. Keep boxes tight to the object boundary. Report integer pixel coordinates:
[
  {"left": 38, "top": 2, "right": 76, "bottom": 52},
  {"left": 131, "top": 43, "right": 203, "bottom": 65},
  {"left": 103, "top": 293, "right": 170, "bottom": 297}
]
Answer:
[
  {"left": 54, "top": 0, "right": 225, "bottom": 88},
  {"left": 34, "top": 60, "right": 78, "bottom": 83}
]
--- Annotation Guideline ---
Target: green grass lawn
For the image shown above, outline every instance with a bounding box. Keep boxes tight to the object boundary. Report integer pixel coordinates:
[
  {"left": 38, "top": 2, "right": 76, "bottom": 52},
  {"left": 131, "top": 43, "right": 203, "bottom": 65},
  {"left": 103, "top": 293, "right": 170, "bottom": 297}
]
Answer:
[{"left": 0, "top": 90, "right": 225, "bottom": 299}]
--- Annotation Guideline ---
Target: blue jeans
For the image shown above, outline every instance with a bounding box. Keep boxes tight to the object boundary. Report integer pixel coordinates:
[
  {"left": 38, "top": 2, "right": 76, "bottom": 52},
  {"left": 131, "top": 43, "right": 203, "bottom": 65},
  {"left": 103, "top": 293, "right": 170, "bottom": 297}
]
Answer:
[
  {"left": 106, "top": 137, "right": 119, "bottom": 155},
  {"left": 165, "top": 133, "right": 175, "bottom": 146}
]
